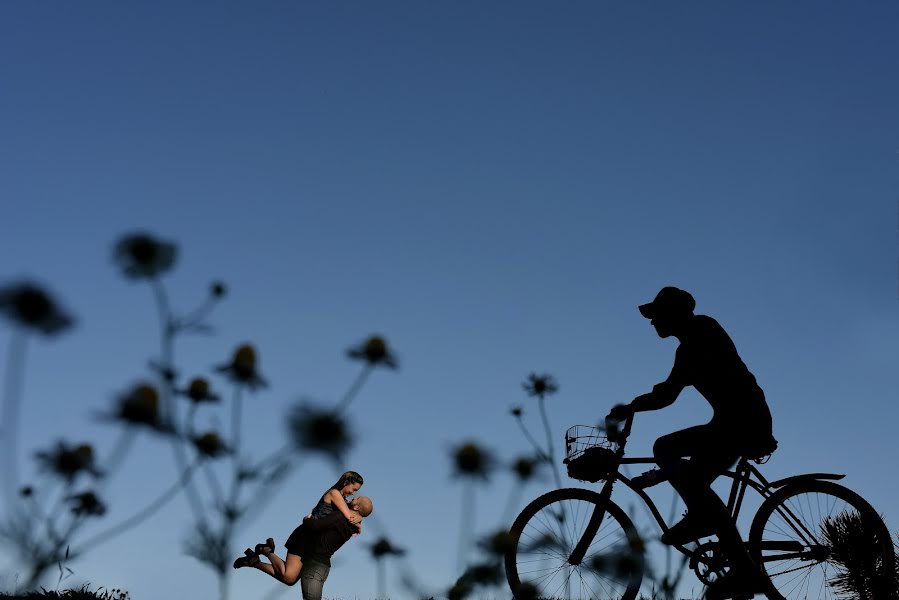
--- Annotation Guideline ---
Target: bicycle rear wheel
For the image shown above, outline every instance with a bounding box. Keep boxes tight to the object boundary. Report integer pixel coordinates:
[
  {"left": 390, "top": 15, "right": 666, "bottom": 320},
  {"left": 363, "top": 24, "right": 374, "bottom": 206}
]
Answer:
[
  {"left": 505, "top": 488, "right": 643, "bottom": 600},
  {"left": 748, "top": 480, "right": 895, "bottom": 600}
]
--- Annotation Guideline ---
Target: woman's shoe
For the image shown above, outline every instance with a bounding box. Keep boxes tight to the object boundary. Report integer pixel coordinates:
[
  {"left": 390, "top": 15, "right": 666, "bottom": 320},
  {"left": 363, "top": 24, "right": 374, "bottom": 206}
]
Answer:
[
  {"left": 254, "top": 537, "right": 276, "bottom": 555},
  {"left": 233, "top": 548, "right": 260, "bottom": 569}
]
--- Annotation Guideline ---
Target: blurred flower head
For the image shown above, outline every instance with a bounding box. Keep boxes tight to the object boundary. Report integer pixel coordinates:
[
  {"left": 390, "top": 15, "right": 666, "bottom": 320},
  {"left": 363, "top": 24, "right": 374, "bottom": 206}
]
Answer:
[
  {"left": 447, "top": 578, "right": 472, "bottom": 600},
  {"left": 68, "top": 491, "right": 106, "bottom": 517},
  {"left": 215, "top": 343, "right": 267, "bottom": 389},
  {"left": 209, "top": 281, "right": 227, "bottom": 299},
  {"left": 509, "top": 405, "right": 523, "bottom": 418},
  {"left": 35, "top": 441, "right": 101, "bottom": 482},
  {"left": 112, "top": 232, "right": 177, "bottom": 279},
  {"left": 450, "top": 441, "right": 494, "bottom": 480},
  {"left": 100, "top": 382, "right": 171, "bottom": 433},
  {"left": 19, "top": 486, "right": 33, "bottom": 498},
  {"left": 522, "top": 373, "right": 558, "bottom": 399},
  {"left": 460, "top": 562, "right": 502, "bottom": 587},
  {"left": 347, "top": 335, "right": 398, "bottom": 369},
  {"left": 191, "top": 431, "right": 229, "bottom": 459},
  {"left": 511, "top": 455, "right": 540, "bottom": 481},
  {"left": 287, "top": 402, "right": 353, "bottom": 463},
  {"left": 0, "top": 282, "right": 74, "bottom": 336},
  {"left": 478, "top": 530, "right": 517, "bottom": 557},
  {"left": 370, "top": 536, "right": 406, "bottom": 559},
  {"left": 179, "top": 377, "right": 220, "bottom": 404}
]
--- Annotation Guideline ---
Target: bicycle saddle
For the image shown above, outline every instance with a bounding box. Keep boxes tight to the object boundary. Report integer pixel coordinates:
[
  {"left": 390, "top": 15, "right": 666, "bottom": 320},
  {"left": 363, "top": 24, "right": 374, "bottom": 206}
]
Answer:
[{"left": 743, "top": 434, "right": 779, "bottom": 462}]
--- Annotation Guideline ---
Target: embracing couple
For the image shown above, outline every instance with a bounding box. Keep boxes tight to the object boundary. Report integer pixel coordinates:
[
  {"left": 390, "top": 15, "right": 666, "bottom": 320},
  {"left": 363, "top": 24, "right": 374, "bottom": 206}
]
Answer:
[{"left": 234, "top": 471, "right": 373, "bottom": 600}]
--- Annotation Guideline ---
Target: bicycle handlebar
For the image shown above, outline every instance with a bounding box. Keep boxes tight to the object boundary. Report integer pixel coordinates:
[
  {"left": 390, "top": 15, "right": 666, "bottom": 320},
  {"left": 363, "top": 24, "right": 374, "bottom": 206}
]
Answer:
[{"left": 603, "top": 412, "right": 634, "bottom": 449}]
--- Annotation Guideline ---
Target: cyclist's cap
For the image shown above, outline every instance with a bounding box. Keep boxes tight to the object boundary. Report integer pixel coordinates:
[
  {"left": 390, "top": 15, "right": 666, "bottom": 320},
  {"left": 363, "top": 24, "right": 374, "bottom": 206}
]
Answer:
[{"left": 638, "top": 287, "right": 696, "bottom": 319}]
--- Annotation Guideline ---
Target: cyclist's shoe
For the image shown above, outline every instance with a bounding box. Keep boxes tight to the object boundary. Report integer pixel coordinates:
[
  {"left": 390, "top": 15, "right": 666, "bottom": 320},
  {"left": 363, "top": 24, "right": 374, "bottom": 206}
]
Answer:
[
  {"left": 704, "top": 567, "right": 768, "bottom": 599},
  {"left": 630, "top": 468, "right": 667, "bottom": 490},
  {"left": 660, "top": 512, "right": 718, "bottom": 546}
]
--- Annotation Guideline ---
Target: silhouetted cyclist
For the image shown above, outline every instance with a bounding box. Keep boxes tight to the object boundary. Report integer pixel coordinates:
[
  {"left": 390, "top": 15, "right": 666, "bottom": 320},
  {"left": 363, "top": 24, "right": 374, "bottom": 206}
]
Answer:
[{"left": 608, "top": 286, "right": 777, "bottom": 599}]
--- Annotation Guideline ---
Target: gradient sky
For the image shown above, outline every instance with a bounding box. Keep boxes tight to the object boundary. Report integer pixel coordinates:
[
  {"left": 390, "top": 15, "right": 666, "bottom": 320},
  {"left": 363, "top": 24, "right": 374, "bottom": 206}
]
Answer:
[{"left": 1, "top": 2, "right": 897, "bottom": 599}]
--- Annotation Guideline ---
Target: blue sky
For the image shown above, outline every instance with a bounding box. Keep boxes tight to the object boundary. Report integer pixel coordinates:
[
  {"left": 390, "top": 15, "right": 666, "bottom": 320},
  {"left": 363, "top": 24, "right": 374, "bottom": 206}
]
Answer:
[{"left": 1, "top": 2, "right": 897, "bottom": 598}]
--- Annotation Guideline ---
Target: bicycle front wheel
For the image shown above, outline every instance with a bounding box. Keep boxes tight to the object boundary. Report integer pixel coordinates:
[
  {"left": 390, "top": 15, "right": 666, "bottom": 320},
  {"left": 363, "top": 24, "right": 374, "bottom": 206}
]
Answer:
[
  {"left": 748, "top": 480, "right": 896, "bottom": 600},
  {"left": 505, "top": 488, "right": 643, "bottom": 600}
]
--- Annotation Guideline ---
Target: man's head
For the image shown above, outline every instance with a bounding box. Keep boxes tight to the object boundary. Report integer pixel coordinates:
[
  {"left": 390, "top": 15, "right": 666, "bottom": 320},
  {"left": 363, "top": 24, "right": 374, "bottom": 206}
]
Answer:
[
  {"left": 639, "top": 287, "right": 695, "bottom": 338},
  {"left": 350, "top": 496, "right": 373, "bottom": 518}
]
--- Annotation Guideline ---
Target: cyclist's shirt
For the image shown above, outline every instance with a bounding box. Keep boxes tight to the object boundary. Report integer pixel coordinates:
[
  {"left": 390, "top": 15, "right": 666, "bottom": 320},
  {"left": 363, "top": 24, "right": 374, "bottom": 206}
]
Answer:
[{"left": 664, "top": 315, "right": 772, "bottom": 433}]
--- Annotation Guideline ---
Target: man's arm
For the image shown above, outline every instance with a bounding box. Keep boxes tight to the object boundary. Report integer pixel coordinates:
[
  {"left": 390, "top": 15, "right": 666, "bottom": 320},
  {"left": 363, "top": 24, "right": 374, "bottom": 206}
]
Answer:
[
  {"left": 630, "top": 379, "right": 684, "bottom": 412},
  {"left": 611, "top": 347, "right": 687, "bottom": 418},
  {"left": 305, "top": 511, "right": 347, "bottom": 533}
]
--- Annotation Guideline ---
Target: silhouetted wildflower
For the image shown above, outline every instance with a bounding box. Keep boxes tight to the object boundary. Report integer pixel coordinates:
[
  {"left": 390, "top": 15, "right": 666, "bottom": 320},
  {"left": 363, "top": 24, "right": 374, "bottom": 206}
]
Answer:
[
  {"left": 590, "top": 550, "right": 643, "bottom": 580},
  {"left": 347, "top": 335, "right": 398, "bottom": 369},
  {"left": 510, "top": 406, "right": 523, "bottom": 418},
  {"left": 191, "top": 432, "right": 228, "bottom": 459},
  {"left": 19, "top": 486, "right": 33, "bottom": 497},
  {"left": 822, "top": 511, "right": 892, "bottom": 598},
  {"left": 461, "top": 562, "right": 502, "bottom": 586},
  {"left": 68, "top": 491, "right": 106, "bottom": 517},
  {"left": 179, "top": 377, "right": 220, "bottom": 404},
  {"left": 287, "top": 403, "right": 352, "bottom": 462},
  {"left": 149, "top": 361, "right": 178, "bottom": 383},
  {"left": 521, "top": 373, "right": 558, "bottom": 399},
  {"left": 478, "top": 530, "right": 516, "bottom": 557},
  {"left": 113, "top": 232, "right": 177, "bottom": 279},
  {"left": 450, "top": 441, "right": 494, "bottom": 480},
  {"left": 447, "top": 578, "right": 472, "bottom": 600},
  {"left": 511, "top": 456, "right": 539, "bottom": 481},
  {"left": 370, "top": 537, "right": 406, "bottom": 559},
  {"left": 0, "top": 282, "right": 74, "bottom": 336},
  {"left": 215, "top": 344, "right": 267, "bottom": 389},
  {"left": 101, "top": 383, "right": 170, "bottom": 433},
  {"left": 209, "top": 281, "right": 227, "bottom": 298},
  {"left": 184, "top": 523, "right": 229, "bottom": 574},
  {"left": 35, "top": 442, "right": 101, "bottom": 482},
  {"left": 510, "top": 582, "right": 538, "bottom": 600}
]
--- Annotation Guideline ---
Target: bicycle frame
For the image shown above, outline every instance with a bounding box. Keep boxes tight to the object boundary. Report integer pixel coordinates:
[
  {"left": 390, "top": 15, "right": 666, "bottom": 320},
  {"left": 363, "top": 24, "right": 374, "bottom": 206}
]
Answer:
[{"left": 568, "top": 414, "right": 843, "bottom": 565}]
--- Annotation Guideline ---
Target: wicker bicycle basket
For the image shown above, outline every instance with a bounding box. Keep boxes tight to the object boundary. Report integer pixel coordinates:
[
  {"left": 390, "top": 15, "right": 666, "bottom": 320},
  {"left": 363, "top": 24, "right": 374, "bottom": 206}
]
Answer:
[{"left": 563, "top": 425, "right": 617, "bottom": 483}]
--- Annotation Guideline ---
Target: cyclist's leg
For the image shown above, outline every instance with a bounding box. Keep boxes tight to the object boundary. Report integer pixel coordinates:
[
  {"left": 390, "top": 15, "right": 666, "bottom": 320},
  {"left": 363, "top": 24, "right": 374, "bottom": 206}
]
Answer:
[
  {"left": 656, "top": 425, "right": 741, "bottom": 543},
  {"left": 652, "top": 424, "right": 711, "bottom": 481},
  {"left": 673, "top": 430, "right": 766, "bottom": 597}
]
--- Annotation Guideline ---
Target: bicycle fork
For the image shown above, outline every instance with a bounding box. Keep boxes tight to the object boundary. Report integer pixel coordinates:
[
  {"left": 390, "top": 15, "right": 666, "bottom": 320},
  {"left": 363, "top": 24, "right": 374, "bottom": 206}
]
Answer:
[{"left": 568, "top": 479, "right": 616, "bottom": 565}]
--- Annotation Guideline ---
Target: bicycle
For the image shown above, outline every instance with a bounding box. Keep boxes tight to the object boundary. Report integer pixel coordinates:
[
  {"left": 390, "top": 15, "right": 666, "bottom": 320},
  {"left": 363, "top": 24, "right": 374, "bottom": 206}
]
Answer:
[{"left": 505, "top": 413, "right": 895, "bottom": 600}]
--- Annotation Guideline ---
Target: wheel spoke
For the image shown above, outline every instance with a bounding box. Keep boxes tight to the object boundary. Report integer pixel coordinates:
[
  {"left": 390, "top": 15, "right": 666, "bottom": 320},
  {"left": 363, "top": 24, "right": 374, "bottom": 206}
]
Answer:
[
  {"left": 507, "top": 489, "right": 643, "bottom": 600},
  {"left": 749, "top": 481, "right": 895, "bottom": 600}
]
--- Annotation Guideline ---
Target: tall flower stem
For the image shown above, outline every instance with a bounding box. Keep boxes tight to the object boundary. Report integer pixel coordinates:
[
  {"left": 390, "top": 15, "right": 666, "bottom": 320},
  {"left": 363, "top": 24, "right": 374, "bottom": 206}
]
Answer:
[
  {"left": 226, "top": 385, "right": 245, "bottom": 519},
  {"left": 502, "top": 484, "right": 524, "bottom": 524},
  {"left": 537, "top": 396, "right": 563, "bottom": 489},
  {"left": 513, "top": 416, "right": 549, "bottom": 462},
  {"left": 100, "top": 429, "right": 137, "bottom": 491},
  {"left": 151, "top": 279, "right": 206, "bottom": 526},
  {"left": 457, "top": 480, "right": 476, "bottom": 574},
  {"left": 334, "top": 364, "right": 373, "bottom": 415},
  {"left": 1, "top": 332, "right": 27, "bottom": 511},
  {"left": 75, "top": 458, "right": 200, "bottom": 550},
  {"left": 376, "top": 558, "right": 386, "bottom": 599},
  {"left": 230, "top": 386, "right": 244, "bottom": 470}
]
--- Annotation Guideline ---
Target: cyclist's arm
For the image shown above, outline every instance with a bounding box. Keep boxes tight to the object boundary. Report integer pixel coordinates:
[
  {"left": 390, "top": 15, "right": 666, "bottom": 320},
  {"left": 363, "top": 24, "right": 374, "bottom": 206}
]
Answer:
[
  {"left": 630, "top": 346, "right": 688, "bottom": 412},
  {"left": 630, "top": 380, "right": 683, "bottom": 412}
]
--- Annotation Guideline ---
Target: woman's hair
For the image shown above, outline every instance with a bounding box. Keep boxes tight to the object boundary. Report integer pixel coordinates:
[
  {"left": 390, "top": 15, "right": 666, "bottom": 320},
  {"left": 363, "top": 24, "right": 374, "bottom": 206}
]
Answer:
[{"left": 332, "top": 470, "right": 364, "bottom": 491}]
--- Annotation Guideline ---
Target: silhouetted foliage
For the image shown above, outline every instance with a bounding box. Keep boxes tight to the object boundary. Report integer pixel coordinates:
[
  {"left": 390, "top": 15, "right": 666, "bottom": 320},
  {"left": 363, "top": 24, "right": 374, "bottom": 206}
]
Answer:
[
  {"left": 822, "top": 510, "right": 895, "bottom": 599},
  {"left": 0, "top": 282, "right": 74, "bottom": 336},
  {"left": 287, "top": 403, "right": 353, "bottom": 462},
  {"left": 112, "top": 232, "right": 176, "bottom": 280},
  {"left": 34, "top": 443, "right": 101, "bottom": 483},
  {"left": 214, "top": 344, "right": 267, "bottom": 390},
  {"left": 347, "top": 334, "right": 399, "bottom": 369}
]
